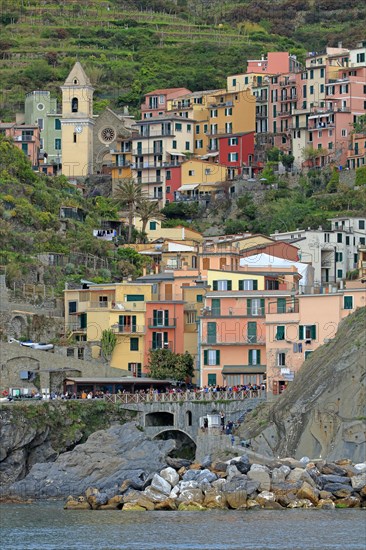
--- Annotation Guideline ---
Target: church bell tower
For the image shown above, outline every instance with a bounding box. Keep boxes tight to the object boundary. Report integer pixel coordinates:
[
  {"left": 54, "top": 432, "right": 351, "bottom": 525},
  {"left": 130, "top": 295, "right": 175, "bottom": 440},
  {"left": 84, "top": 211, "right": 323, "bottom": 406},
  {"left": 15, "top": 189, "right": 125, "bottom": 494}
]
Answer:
[{"left": 61, "top": 62, "right": 94, "bottom": 177}]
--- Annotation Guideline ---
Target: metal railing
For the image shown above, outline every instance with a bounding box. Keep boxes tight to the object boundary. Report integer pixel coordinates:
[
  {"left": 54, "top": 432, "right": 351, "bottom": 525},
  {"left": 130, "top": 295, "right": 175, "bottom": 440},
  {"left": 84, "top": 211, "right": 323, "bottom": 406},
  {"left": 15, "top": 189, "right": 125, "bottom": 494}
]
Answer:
[
  {"left": 148, "top": 318, "right": 176, "bottom": 328},
  {"left": 103, "top": 389, "right": 265, "bottom": 404},
  {"left": 149, "top": 341, "right": 173, "bottom": 351},
  {"left": 111, "top": 325, "right": 145, "bottom": 334}
]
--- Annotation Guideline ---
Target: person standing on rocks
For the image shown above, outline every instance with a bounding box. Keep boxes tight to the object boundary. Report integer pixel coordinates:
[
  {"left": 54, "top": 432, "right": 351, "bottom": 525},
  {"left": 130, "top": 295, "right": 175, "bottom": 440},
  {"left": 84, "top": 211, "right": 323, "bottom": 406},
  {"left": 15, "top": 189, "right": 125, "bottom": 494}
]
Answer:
[{"left": 220, "top": 410, "right": 225, "bottom": 431}]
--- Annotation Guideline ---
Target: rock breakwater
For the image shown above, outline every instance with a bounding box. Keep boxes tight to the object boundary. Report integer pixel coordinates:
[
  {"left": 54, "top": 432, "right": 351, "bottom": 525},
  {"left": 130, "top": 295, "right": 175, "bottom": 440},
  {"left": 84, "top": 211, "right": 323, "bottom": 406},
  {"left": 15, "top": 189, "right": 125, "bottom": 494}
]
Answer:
[{"left": 65, "top": 452, "right": 366, "bottom": 511}]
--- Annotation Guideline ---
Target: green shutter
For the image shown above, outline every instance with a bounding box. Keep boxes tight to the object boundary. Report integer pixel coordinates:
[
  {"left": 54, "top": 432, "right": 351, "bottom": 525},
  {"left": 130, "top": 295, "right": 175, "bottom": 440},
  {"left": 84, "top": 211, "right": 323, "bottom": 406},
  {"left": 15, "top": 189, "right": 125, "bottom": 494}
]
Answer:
[
  {"left": 119, "top": 315, "right": 124, "bottom": 328},
  {"left": 311, "top": 325, "right": 316, "bottom": 340},
  {"left": 132, "top": 315, "right": 136, "bottom": 332},
  {"left": 164, "top": 332, "right": 168, "bottom": 344},
  {"left": 257, "top": 350, "right": 261, "bottom": 364},
  {"left": 247, "top": 322, "right": 257, "bottom": 343},
  {"left": 126, "top": 294, "right": 144, "bottom": 302},
  {"left": 204, "top": 350, "right": 208, "bottom": 365},
  {"left": 344, "top": 296, "right": 353, "bottom": 310},
  {"left": 197, "top": 294, "right": 203, "bottom": 303},
  {"left": 216, "top": 350, "right": 220, "bottom": 365},
  {"left": 213, "top": 281, "right": 218, "bottom": 291},
  {"left": 227, "top": 280, "right": 232, "bottom": 291},
  {"left": 239, "top": 280, "right": 244, "bottom": 291},
  {"left": 247, "top": 299, "right": 252, "bottom": 315},
  {"left": 260, "top": 299, "right": 265, "bottom": 314},
  {"left": 152, "top": 332, "right": 157, "bottom": 348},
  {"left": 277, "top": 298, "right": 286, "bottom": 313},
  {"left": 207, "top": 322, "right": 216, "bottom": 344},
  {"left": 253, "top": 280, "right": 258, "bottom": 290},
  {"left": 212, "top": 298, "right": 221, "bottom": 315},
  {"left": 164, "top": 310, "right": 169, "bottom": 326},
  {"left": 248, "top": 350, "right": 253, "bottom": 365},
  {"left": 208, "top": 373, "right": 217, "bottom": 386},
  {"left": 299, "top": 325, "right": 304, "bottom": 340},
  {"left": 153, "top": 310, "right": 157, "bottom": 326},
  {"left": 80, "top": 313, "right": 87, "bottom": 329},
  {"left": 276, "top": 326, "right": 285, "bottom": 340}
]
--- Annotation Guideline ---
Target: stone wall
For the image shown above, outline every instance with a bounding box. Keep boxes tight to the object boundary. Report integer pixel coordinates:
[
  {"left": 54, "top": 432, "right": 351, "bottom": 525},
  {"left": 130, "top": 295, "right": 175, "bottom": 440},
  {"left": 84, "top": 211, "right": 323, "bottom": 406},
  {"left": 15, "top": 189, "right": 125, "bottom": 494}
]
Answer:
[{"left": 0, "top": 342, "right": 128, "bottom": 394}]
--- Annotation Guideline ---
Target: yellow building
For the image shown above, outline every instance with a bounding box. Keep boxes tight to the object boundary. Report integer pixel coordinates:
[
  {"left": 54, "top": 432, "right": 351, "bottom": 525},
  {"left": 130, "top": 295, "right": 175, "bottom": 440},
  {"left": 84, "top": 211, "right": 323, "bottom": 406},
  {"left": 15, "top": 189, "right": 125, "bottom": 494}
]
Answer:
[
  {"left": 178, "top": 158, "right": 228, "bottom": 200},
  {"left": 110, "top": 136, "right": 133, "bottom": 194},
  {"left": 206, "top": 269, "right": 265, "bottom": 292},
  {"left": 64, "top": 281, "right": 155, "bottom": 372},
  {"left": 61, "top": 62, "right": 94, "bottom": 177}
]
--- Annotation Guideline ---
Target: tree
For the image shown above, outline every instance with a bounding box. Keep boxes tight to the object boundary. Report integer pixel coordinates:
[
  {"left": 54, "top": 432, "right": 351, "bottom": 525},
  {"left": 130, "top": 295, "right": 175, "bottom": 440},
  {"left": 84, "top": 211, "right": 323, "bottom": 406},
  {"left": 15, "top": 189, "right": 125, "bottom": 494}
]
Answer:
[
  {"left": 267, "top": 147, "right": 280, "bottom": 162},
  {"left": 147, "top": 349, "right": 194, "bottom": 382},
  {"left": 355, "top": 166, "right": 366, "bottom": 186},
  {"left": 136, "top": 198, "right": 165, "bottom": 241},
  {"left": 114, "top": 179, "right": 145, "bottom": 243},
  {"left": 281, "top": 153, "right": 295, "bottom": 172},
  {"left": 352, "top": 114, "right": 366, "bottom": 135},
  {"left": 101, "top": 329, "right": 117, "bottom": 362},
  {"left": 326, "top": 169, "right": 339, "bottom": 193},
  {"left": 302, "top": 146, "right": 328, "bottom": 168}
]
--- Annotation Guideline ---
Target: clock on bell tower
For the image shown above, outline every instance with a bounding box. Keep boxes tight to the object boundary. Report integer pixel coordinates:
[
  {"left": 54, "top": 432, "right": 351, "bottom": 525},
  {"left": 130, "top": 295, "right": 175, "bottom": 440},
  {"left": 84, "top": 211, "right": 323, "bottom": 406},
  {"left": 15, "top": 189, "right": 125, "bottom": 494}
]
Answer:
[{"left": 60, "top": 62, "right": 94, "bottom": 177}]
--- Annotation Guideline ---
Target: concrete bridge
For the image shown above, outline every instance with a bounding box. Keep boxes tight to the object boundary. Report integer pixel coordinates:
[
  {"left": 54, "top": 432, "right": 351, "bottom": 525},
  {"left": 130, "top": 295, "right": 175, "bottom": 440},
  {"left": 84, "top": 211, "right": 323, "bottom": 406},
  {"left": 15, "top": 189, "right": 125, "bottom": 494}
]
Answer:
[{"left": 106, "top": 391, "right": 266, "bottom": 455}]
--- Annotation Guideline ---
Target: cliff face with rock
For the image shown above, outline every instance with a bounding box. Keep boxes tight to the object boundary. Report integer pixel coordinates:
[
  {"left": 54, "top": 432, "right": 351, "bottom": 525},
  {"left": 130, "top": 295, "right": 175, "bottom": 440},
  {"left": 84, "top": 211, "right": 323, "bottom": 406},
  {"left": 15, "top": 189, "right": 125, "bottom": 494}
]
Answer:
[
  {"left": 0, "top": 401, "right": 136, "bottom": 490},
  {"left": 239, "top": 307, "right": 366, "bottom": 462}
]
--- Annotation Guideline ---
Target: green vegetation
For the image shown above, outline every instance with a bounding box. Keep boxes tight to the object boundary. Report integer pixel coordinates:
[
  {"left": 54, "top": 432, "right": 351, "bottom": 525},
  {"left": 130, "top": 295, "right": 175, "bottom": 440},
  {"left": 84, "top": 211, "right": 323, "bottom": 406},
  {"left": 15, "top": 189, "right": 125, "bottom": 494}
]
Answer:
[
  {"left": 5, "top": 400, "right": 135, "bottom": 453},
  {"left": 147, "top": 349, "right": 194, "bottom": 382},
  {"left": 101, "top": 329, "right": 117, "bottom": 362}
]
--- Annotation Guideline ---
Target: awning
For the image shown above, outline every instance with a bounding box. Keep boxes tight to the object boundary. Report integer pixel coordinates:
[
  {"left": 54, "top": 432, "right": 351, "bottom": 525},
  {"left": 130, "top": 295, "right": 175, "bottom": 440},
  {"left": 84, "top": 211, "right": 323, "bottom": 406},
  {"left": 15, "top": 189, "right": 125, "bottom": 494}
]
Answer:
[
  {"left": 202, "top": 152, "right": 219, "bottom": 158},
  {"left": 139, "top": 250, "right": 162, "bottom": 255},
  {"left": 222, "top": 365, "right": 266, "bottom": 374},
  {"left": 178, "top": 183, "right": 199, "bottom": 192},
  {"left": 166, "top": 150, "right": 186, "bottom": 157}
]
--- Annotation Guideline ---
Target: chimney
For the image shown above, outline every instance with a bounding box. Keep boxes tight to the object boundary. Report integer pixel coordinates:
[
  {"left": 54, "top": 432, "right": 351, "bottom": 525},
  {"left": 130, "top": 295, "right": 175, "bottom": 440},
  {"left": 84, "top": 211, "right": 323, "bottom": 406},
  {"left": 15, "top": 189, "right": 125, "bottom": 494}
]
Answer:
[
  {"left": 142, "top": 267, "right": 147, "bottom": 276},
  {"left": 338, "top": 41, "right": 342, "bottom": 48},
  {"left": 182, "top": 227, "right": 185, "bottom": 240}
]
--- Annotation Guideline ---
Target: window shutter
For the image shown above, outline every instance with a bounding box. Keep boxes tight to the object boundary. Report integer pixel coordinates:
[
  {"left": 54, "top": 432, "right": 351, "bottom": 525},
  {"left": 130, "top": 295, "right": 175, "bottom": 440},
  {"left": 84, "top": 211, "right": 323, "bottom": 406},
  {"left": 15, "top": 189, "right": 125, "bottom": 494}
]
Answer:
[
  {"left": 249, "top": 349, "right": 253, "bottom": 365},
  {"left": 164, "top": 310, "right": 169, "bottom": 326},
  {"left": 119, "top": 315, "right": 124, "bottom": 327},
  {"left": 227, "top": 280, "right": 232, "bottom": 291},
  {"left": 260, "top": 298, "right": 265, "bottom": 313},
  {"left": 247, "top": 322, "right": 257, "bottom": 342},
  {"left": 247, "top": 299, "right": 252, "bottom": 315},
  {"left": 299, "top": 325, "right": 304, "bottom": 340},
  {"left": 213, "top": 281, "right": 218, "bottom": 291},
  {"left": 216, "top": 350, "right": 220, "bottom": 365},
  {"left": 253, "top": 280, "right": 258, "bottom": 290},
  {"left": 132, "top": 315, "right": 136, "bottom": 331},
  {"left": 257, "top": 350, "right": 261, "bottom": 364},
  {"left": 276, "top": 326, "right": 285, "bottom": 340},
  {"left": 204, "top": 350, "right": 208, "bottom": 365},
  {"left": 239, "top": 280, "right": 244, "bottom": 291},
  {"left": 311, "top": 325, "right": 316, "bottom": 340},
  {"left": 164, "top": 332, "right": 168, "bottom": 344}
]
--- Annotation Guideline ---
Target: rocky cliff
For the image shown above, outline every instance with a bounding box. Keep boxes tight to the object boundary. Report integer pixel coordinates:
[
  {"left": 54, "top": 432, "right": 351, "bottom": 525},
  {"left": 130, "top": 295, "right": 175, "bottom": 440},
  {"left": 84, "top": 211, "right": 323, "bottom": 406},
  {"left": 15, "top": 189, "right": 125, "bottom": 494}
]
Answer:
[
  {"left": 239, "top": 307, "right": 366, "bottom": 462},
  {"left": 0, "top": 401, "right": 135, "bottom": 489}
]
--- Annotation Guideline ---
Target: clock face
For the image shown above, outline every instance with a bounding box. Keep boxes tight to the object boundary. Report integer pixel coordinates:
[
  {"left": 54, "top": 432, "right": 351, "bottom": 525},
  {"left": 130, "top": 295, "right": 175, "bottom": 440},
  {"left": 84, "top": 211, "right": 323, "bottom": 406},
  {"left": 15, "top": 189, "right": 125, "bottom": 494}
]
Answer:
[{"left": 75, "top": 125, "right": 83, "bottom": 134}]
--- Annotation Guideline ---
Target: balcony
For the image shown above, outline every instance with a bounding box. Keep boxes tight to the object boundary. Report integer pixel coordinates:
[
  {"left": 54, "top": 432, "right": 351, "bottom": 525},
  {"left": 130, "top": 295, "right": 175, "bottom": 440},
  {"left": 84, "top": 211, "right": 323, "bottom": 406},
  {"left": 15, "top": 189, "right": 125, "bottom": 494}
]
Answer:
[
  {"left": 15, "top": 135, "right": 35, "bottom": 142},
  {"left": 67, "top": 323, "right": 86, "bottom": 333},
  {"left": 149, "top": 341, "right": 173, "bottom": 351},
  {"left": 209, "top": 100, "right": 233, "bottom": 108},
  {"left": 201, "top": 337, "right": 266, "bottom": 346},
  {"left": 256, "top": 96, "right": 268, "bottom": 103},
  {"left": 203, "top": 308, "right": 265, "bottom": 318},
  {"left": 111, "top": 325, "right": 145, "bottom": 334},
  {"left": 266, "top": 301, "right": 299, "bottom": 315},
  {"left": 148, "top": 318, "right": 176, "bottom": 328}
]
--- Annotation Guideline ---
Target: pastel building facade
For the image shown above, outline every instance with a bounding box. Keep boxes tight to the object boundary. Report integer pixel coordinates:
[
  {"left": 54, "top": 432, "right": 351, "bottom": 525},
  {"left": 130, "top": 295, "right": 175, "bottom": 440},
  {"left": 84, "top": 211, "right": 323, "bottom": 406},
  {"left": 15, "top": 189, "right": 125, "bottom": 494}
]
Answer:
[{"left": 266, "top": 288, "right": 366, "bottom": 395}]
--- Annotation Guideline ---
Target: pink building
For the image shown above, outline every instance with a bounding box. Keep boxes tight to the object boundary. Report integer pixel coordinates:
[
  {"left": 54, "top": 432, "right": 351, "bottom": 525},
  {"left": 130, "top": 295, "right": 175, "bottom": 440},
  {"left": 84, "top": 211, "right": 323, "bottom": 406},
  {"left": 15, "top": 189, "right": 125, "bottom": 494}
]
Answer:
[
  {"left": 266, "top": 289, "right": 366, "bottom": 395},
  {"left": 141, "top": 88, "right": 191, "bottom": 119},
  {"left": 247, "top": 52, "right": 301, "bottom": 75},
  {"left": 0, "top": 122, "right": 41, "bottom": 168}
]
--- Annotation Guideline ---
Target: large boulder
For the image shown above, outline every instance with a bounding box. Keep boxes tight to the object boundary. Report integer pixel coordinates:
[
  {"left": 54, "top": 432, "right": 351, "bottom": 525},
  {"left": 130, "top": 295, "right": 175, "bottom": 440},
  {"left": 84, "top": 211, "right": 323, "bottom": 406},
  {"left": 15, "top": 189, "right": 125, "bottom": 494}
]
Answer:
[
  {"left": 351, "top": 473, "right": 366, "bottom": 491},
  {"left": 203, "top": 488, "right": 227, "bottom": 509},
  {"left": 123, "top": 490, "right": 155, "bottom": 511},
  {"left": 149, "top": 474, "right": 171, "bottom": 496},
  {"left": 247, "top": 464, "right": 270, "bottom": 491},
  {"left": 159, "top": 467, "right": 179, "bottom": 488},
  {"left": 178, "top": 488, "right": 204, "bottom": 505},
  {"left": 297, "top": 481, "right": 319, "bottom": 506},
  {"left": 195, "top": 469, "right": 217, "bottom": 485},
  {"left": 143, "top": 486, "right": 171, "bottom": 503},
  {"left": 6, "top": 423, "right": 175, "bottom": 499},
  {"left": 166, "top": 457, "right": 192, "bottom": 470},
  {"left": 226, "top": 490, "right": 247, "bottom": 509}
]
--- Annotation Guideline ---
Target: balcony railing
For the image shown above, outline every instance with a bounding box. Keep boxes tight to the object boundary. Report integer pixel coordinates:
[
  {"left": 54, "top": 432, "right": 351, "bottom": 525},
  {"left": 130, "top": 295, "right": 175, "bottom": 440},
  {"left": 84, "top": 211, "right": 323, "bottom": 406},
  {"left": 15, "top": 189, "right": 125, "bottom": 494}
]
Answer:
[
  {"left": 148, "top": 318, "right": 176, "bottom": 328},
  {"left": 67, "top": 323, "right": 86, "bottom": 332},
  {"left": 149, "top": 341, "right": 173, "bottom": 351},
  {"left": 15, "top": 135, "right": 35, "bottom": 142},
  {"left": 89, "top": 301, "right": 111, "bottom": 309},
  {"left": 111, "top": 325, "right": 145, "bottom": 334},
  {"left": 266, "top": 301, "right": 299, "bottom": 315},
  {"left": 203, "top": 308, "right": 265, "bottom": 318},
  {"left": 201, "top": 337, "right": 266, "bottom": 345}
]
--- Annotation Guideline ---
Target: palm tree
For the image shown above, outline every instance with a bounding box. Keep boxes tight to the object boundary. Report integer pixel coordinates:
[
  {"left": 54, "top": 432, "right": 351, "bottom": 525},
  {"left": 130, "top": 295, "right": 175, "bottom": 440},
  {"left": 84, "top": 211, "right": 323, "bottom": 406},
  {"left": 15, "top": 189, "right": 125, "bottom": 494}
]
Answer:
[
  {"left": 114, "top": 178, "right": 144, "bottom": 243},
  {"left": 137, "top": 198, "right": 165, "bottom": 242}
]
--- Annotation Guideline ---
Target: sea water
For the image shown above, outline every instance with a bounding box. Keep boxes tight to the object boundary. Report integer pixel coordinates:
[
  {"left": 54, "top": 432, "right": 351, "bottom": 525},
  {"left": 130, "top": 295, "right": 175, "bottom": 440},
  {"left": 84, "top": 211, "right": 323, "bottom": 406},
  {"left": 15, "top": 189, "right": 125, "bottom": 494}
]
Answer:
[{"left": 0, "top": 502, "right": 365, "bottom": 550}]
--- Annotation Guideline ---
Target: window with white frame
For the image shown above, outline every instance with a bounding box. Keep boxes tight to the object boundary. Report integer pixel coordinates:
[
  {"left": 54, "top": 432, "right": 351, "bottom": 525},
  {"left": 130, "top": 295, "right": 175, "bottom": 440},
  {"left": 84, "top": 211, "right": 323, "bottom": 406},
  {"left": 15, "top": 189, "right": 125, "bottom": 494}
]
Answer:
[
  {"left": 228, "top": 152, "right": 238, "bottom": 162},
  {"left": 195, "top": 140, "right": 203, "bottom": 148},
  {"left": 210, "top": 109, "right": 218, "bottom": 118},
  {"left": 208, "top": 350, "right": 219, "bottom": 365},
  {"left": 341, "top": 129, "right": 347, "bottom": 137},
  {"left": 277, "top": 352, "right": 286, "bottom": 366},
  {"left": 188, "top": 170, "right": 195, "bottom": 176}
]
